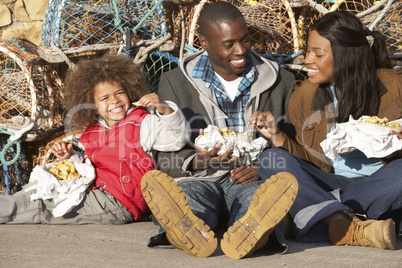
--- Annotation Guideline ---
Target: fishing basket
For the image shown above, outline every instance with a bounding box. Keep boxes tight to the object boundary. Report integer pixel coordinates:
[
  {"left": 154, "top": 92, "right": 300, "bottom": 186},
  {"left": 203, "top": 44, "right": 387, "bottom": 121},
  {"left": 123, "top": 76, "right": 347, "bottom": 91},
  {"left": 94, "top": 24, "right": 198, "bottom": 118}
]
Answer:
[{"left": 0, "top": 38, "right": 64, "bottom": 142}]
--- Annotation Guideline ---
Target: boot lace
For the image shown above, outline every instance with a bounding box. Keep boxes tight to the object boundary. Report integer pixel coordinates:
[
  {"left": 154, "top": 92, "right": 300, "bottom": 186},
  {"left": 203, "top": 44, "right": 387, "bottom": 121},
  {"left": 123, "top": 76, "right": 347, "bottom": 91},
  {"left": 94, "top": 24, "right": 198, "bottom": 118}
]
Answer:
[{"left": 350, "top": 218, "right": 370, "bottom": 246}]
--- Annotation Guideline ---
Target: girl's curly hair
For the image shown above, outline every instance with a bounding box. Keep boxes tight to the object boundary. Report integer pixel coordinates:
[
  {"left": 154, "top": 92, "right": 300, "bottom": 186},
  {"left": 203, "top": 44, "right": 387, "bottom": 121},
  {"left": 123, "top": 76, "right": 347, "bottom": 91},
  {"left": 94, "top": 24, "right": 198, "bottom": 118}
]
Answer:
[{"left": 63, "top": 54, "right": 150, "bottom": 128}]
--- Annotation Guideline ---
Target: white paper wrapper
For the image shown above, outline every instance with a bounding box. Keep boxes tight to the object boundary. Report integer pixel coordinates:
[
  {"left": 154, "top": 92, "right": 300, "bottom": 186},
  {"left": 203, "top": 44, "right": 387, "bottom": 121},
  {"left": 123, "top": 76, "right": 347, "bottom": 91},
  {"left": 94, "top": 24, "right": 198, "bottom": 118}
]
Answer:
[
  {"left": 24, "top": 152, "right": 95, "bottom": 217},
  {"left": 195, "top": 125, "right": 267, "bottom": 165},
  {"left": 320, "top": 115, "right": 402, "bottom": 159}
]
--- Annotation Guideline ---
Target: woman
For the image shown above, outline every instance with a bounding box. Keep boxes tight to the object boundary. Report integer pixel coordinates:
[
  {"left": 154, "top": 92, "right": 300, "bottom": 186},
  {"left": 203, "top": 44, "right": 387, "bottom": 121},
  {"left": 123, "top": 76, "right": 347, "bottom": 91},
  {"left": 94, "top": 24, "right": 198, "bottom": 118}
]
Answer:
[{"left": 250, "top": 11, "right": 401, "bottom": 249}]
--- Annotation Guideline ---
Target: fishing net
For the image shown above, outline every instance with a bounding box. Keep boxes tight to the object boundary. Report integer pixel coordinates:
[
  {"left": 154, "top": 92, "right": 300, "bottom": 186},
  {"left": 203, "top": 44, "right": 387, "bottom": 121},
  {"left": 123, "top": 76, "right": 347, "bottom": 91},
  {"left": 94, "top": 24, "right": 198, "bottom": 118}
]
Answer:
[{"left": 0, "top": 38, "right": 64, "bottom": 193}]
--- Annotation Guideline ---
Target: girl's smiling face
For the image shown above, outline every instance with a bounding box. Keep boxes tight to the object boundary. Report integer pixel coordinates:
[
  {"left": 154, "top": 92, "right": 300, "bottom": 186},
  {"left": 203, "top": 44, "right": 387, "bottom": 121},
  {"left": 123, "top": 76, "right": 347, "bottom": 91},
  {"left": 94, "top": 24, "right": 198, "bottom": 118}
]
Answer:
[
  {"left": 304, "top": 30, "right": 334, "bottom": 85},
  {"left": 93, "top": 81, "right": 130, "bottom": 126}
]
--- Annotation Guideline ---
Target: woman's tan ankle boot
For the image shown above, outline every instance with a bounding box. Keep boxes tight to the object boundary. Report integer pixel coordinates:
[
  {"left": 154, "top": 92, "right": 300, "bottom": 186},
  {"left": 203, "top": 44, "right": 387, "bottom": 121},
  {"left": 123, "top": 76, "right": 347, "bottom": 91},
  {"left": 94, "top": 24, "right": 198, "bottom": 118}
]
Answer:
[{"left": 329, "top": 217, "right": 396, "bottom": 250}]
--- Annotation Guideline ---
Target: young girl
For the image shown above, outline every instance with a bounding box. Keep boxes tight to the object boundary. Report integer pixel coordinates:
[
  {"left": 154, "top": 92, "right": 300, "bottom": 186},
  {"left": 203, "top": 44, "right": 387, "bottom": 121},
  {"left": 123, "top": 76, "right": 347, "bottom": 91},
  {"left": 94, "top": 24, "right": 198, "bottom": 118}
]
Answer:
[
  {"left": 0, "top": 54, "right": 190, "bottom": 224},
  {"left": 250, "top": 11, "right": 401, "bottom": 250}
]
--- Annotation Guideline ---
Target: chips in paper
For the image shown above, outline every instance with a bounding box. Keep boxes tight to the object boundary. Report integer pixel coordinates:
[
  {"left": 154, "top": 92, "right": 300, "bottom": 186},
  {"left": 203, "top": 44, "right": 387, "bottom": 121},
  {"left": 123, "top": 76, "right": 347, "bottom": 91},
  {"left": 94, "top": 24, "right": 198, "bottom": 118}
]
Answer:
[
  {"left": 360, "top": 116, "right": 400, "bottom": 130},
  {"left": 321, "top": 115, "right": 402, "bottom": 159},
  {"left": 195, "top": 125, "right": 267, "bottom": 165}
]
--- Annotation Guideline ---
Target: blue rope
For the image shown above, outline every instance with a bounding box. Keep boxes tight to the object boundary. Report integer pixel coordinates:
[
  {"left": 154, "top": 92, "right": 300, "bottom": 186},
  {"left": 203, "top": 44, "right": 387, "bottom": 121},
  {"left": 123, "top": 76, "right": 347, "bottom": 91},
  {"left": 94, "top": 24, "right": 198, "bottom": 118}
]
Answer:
[
  {"left": 0, "top": 128, "right": 21, "bottom": 166},
  {"left": 262, "top": 50, "right": 304, "bottom": 64},
  {"left": 112, "top": 0, "right": 125, "bottom": 35},
  {"left": 2, "top": 161, "right": 10, "bottom": 195},
  {"left": 151, "top": 51, "right": 179, "bottom": 65},
  {"left": 185, "top": 44, "right": 200, "bottom": 54},
  {"left": 10, "top": 146, "right": 21, "bottom": 189}
]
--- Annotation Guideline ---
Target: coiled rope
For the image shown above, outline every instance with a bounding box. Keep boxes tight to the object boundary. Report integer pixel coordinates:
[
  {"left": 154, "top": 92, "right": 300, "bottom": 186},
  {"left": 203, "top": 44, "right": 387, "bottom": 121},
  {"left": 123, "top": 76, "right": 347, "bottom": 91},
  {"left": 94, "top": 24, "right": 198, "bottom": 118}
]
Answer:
[{"left": 0, "top": 128, "right": 22, "bottom": 166}]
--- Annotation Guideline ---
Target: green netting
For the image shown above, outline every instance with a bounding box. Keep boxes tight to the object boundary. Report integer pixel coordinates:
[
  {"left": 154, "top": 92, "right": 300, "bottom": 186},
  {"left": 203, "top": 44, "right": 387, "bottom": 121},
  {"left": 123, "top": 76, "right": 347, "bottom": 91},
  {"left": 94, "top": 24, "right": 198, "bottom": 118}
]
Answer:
[{"left": 140, "top": 51, "right": 179, "bottom": 92}]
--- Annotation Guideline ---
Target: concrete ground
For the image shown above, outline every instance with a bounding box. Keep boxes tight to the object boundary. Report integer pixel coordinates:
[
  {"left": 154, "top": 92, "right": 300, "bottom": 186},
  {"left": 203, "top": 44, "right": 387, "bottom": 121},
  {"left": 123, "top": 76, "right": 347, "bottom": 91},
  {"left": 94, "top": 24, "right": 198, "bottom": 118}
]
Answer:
[{"left": 1, "top": 220, "right": 401, "bottom": 268}]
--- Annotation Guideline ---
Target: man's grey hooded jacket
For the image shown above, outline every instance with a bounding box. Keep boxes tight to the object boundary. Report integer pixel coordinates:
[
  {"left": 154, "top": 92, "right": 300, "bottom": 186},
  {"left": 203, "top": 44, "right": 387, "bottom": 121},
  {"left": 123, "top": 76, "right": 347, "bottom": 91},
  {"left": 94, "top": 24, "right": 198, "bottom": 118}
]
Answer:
[{"left": 156, "top": 49, "right": 295, "bottom": 180}]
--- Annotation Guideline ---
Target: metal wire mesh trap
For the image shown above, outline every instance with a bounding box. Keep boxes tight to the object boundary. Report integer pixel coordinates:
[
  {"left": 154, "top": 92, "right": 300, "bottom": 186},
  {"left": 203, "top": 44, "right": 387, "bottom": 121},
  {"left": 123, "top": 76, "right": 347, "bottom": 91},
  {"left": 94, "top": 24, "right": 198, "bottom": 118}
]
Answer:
[
  {"left": 0, "top": 38, "right": 65, "bottom": 142},
  {"left": 39, "top": 0, "right": 170, "bottom": 65},
  {"left": 37, "top": 0, "right": 401, "bottom": 93}
]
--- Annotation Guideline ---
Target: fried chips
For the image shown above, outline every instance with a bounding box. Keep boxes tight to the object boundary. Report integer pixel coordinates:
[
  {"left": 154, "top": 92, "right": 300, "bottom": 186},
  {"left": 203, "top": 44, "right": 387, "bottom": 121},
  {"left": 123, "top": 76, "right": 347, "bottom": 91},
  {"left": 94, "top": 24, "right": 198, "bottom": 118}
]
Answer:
[
  {"left": 362, "top": 116, "right": 400, "bottom": 129},
  {"left": 216, "top": 127, "right": 248, "bottom": 137},
  {"left": 49, "top": 160, "right": 81, "bottom": 181}
]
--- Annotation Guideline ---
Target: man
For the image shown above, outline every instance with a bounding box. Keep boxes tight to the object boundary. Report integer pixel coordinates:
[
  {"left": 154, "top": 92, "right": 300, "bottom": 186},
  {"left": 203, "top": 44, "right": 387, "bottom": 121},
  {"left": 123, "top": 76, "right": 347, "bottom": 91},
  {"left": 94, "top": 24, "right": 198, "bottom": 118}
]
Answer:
[{"left": 141, "top": 1, "right": 297, "bottom": 259}]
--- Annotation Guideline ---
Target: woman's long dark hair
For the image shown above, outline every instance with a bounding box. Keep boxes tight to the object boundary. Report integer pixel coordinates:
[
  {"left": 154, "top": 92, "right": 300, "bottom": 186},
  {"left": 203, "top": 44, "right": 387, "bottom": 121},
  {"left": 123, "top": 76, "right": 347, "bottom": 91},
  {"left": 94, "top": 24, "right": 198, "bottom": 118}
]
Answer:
[{"left": 308, "top": 11, "right": 392, "bottom": 122}]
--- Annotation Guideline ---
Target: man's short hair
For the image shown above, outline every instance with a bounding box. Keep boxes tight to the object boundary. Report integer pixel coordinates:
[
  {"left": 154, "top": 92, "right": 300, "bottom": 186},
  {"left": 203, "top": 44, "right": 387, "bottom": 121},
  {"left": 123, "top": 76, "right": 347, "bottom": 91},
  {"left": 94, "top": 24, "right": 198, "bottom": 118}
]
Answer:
[{"left": 198, "top": 2, "right": 244, "bottom": 37}]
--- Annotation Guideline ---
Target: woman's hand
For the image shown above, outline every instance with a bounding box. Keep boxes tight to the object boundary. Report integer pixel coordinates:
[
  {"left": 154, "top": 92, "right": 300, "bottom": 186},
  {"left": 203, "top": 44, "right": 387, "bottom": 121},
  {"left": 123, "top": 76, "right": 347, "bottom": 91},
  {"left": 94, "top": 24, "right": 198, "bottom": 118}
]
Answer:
[
  {"left": 248, "top": 111, "right": 286, "bottom": 147},
  {"left": 385, "top": 126, "right": 402, "bottom": 160},
  {"left": 138, "top": 93, "right": 173, "bottom": 115},
  {"left": 51, "top": 142, "right": 73, "bottom": 160},
  {"left": 390, "top": 126, "right": 402, "bottom": 139}
]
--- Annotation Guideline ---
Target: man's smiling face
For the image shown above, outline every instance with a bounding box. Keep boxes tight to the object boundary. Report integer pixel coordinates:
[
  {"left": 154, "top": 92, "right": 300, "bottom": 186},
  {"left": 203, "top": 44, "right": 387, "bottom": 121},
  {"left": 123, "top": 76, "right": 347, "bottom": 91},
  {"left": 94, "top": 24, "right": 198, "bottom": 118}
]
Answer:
[{"left": 199, "top": 16, "right": 251, "bottom": 81}]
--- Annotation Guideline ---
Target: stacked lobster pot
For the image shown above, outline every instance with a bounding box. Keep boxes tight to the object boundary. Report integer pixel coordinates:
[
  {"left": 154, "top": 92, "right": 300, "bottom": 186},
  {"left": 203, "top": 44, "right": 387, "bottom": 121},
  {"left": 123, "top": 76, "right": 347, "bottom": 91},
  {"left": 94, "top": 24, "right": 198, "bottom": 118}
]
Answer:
[
  {"left": 0, "top": 38, "right": 64, "bottom": 194},
  {"left": 38, "top": 0, "right": 174, "bottom": 73}
]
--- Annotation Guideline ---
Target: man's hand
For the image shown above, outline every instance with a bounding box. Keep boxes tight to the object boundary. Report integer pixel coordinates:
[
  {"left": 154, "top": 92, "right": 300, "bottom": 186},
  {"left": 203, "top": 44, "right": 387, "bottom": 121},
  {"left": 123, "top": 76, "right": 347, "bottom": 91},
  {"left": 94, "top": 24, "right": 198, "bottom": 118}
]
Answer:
[
  {"left": 191, "top": 142, "right": 241, "bottom": 171},
  {"left": 230, "top": 165, "right": 260, "bottom": 184}
]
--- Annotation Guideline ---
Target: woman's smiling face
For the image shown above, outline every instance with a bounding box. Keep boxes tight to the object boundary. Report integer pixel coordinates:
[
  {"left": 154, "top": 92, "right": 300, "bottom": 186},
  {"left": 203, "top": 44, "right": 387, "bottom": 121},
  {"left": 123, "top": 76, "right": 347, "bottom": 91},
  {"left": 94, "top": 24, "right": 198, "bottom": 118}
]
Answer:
[{"left": 304, "top": 30, "right": 334, "bottom": 85}]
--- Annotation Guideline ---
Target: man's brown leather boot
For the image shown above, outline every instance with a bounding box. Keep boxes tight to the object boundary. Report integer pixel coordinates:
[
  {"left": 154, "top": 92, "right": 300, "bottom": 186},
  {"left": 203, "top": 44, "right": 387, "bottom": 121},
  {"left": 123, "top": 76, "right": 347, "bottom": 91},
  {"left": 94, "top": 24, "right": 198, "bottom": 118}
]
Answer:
[{"left": 329, "top": 217, "right": 396, "bottom": 250}]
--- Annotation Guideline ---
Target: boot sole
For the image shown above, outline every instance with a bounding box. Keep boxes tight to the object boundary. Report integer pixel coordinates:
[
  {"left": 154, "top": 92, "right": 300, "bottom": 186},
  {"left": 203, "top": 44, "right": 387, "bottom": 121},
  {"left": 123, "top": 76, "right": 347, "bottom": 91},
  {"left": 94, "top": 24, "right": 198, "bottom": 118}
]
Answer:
[
  {"left": 221, "top": 172, "right": 298, "bottom": 259},
  {"left": 141, "top": 170, "right": 217, "bottom": 257},
  {"left": 383, "top": 219, "right": 396, "bottom": 250}
]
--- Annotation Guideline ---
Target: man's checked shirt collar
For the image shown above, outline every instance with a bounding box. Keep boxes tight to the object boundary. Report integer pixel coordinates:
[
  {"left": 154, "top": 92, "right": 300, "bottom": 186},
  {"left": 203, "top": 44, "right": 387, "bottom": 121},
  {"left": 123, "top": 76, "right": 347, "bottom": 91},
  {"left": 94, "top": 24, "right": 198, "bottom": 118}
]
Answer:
[{"left": 192, "top": 52, "right": 255, "bottom": 98}]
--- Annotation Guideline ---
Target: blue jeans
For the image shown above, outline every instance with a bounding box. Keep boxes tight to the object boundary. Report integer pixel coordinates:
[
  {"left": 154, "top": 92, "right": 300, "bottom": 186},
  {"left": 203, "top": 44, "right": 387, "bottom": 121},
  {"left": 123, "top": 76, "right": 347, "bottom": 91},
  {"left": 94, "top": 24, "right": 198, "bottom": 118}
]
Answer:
[
  {"left": 178, "top": 178, "right": 263, "bottom": 229},
  {"left": 257, "top": 148, "right": 402, "bottom": 242}
]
